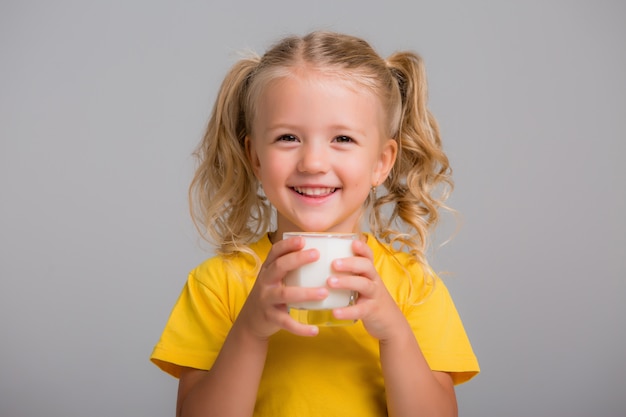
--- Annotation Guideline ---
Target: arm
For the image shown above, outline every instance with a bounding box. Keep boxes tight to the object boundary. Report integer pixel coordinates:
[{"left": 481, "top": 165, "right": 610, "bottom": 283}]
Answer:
[
  {"left": 176, "top": 319, "right": 269, "bottom": 417},
  {"left": 379, "top": 317, "right": 457, "bottom": 417},
  {"left": 176, "top": 236, "right": 326, "bottom": 417},
  {"left": 330, "top": 240, "right": 458, "bottom": 417}
]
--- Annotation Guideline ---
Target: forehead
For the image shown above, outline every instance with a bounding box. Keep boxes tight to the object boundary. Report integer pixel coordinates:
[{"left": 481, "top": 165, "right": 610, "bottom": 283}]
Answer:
[
  {"left": 255, "top": 67, "right": 384, "bottom": 118},
  {"left": 252, "top": 70, "right": 386, "bottom": 133},
  {"left": 269, "top": 65, "right": 377, "bottom": 98}
]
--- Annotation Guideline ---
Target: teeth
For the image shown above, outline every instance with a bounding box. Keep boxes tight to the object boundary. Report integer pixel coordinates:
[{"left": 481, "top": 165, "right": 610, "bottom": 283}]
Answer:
[{"left": 293, "top": 187, "right": 336, "bottom": 196}]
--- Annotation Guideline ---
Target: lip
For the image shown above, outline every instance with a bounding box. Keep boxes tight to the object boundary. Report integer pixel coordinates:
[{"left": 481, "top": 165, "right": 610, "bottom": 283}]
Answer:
[
  {"left": 291, "top": 185, "right": 338, "bottom": 197},
  {"left": 289, "top": 186, "right": 340, "bottom": 203}
]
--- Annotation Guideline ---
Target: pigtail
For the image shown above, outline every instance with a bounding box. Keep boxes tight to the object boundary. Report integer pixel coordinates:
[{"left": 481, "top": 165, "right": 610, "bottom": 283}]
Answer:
[
  {"left": 189, "top": 56, "right": 271, "bottom": 256},
  {"left": 376, "top": 52, "right": 453, "bottom": 265}
]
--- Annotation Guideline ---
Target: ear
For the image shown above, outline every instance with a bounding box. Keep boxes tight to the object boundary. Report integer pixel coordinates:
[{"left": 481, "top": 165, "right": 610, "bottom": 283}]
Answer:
[
  {"left": 244, "top": 135, "right": 261, "bottom": 178},
  {"left": 373, "top": 138, "right": 398, "bottom": 185}
]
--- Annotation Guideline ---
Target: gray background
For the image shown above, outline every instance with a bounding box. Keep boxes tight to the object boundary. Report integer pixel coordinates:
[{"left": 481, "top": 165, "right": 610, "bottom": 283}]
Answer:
[{"left": 1, "top": 1, "right": 624, "bottom": 416}]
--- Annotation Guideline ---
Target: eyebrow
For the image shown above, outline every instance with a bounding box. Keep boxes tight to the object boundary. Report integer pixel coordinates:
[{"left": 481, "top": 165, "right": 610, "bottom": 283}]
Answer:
[{"left": 263, "top": 123, "right": 368, "bottom": 138}]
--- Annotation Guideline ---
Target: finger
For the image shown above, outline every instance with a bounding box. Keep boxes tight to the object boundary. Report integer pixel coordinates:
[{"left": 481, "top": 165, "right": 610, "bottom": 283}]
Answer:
[
  {"left": 330, "top": 240, "right": 375, "bottom": 275},
  {"left": 281, "top": 319, "right": 320, "bottom": 337},
  {"left": 261, "top": 240, "right": 319, "bottom": 285},
  {"left": 273, "top": 285, "right": 329, "bottom": 305},
  {"left": 331, "top": 304, "right": 364, "bottom": 322},
  {"left": 327, "top": 275, "right": 375, "bottom": 297},
  {"left": 265, "top": 235, "right": 306, "bottom": 264},
  {"left": 265, "top": 247, "right": 319, "bottom": 284},
  {"left": 266, "top": 305, "right": 320, "bottom": 337},
  {"left": 351, "top": 239, "right": 374, "bottom": 260},
  {"left": 331, "top": 255, "right": 376, "bottom": 279}
]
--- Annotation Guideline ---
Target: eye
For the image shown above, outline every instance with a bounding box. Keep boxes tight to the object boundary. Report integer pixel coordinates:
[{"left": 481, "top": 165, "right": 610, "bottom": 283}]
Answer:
[
  {"left": 333, "top": 135, "right": 354, "bottom": 143},
  {"left": 276, "top": 134, "right": 299, "bottom": 142}
]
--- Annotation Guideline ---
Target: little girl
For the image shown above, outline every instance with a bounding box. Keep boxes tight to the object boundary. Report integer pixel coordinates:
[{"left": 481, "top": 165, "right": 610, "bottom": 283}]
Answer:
[{"left": 151, "top": 31, "right": 479, "bottom": 417}]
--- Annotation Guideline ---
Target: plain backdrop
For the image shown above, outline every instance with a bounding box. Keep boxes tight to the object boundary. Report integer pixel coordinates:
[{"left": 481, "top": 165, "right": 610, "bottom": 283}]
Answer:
[{"left": 1, "top": 1, "right": 625, "bottom": 416}]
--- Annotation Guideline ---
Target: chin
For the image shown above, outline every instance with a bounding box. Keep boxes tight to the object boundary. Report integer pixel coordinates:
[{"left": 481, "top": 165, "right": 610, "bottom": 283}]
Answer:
[{"left": 305, "top": 225, "right": 358, "bottom": 234}]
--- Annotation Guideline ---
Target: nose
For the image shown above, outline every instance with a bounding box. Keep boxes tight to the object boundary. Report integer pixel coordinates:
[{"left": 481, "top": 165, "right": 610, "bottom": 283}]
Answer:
[{"left": 297, "top": 142, "right": 330, "bottom": 174}]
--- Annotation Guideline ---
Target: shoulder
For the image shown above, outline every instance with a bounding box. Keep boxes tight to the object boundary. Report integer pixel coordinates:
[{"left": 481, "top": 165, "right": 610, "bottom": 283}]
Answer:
[
  {"left": 366, "top": 234, "right": 426, "bottom": 277},
  {"left": 190, "top": 234, "right": 272, "bottom": 287},
  {"left": 365, "top": 233, "right": 436, "bottom": 301}
]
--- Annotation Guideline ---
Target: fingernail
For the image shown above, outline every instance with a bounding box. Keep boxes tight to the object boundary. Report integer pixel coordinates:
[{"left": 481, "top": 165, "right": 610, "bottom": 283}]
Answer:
[{"left": 328, "top": 277, "right": 338, "bottom": 286}]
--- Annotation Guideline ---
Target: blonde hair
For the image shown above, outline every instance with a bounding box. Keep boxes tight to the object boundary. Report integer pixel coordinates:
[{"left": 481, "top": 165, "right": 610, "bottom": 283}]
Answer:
[{"left": 189, "top": 31, "right": 453, "bottom": 267}]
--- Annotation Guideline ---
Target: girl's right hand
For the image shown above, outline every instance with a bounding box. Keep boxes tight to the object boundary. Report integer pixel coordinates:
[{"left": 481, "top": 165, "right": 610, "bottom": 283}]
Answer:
[{"left": 235, "top": 236, "right": 328, "bottom": 340}]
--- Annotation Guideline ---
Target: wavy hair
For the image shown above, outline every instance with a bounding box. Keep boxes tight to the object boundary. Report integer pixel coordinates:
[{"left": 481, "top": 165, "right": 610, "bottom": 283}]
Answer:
[{"left": 189, "top": 31, "right": 453, "bottom": 267}]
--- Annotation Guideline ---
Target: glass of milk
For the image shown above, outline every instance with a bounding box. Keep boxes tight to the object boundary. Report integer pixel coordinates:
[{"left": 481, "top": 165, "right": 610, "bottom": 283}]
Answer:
[{"left": 283, "top": 232, "right": 358, "bottom": 326}]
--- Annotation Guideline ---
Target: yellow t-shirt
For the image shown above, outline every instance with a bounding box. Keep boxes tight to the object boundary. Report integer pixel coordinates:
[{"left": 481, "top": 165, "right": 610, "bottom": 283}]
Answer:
[{"left": 151, "top": 234, "right": 479, "bottom": 416}]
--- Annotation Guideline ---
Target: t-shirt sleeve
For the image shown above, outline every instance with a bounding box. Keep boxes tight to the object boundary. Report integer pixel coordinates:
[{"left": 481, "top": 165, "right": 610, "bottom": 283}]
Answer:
[
  {"left": 150, "top": 266, "right": 234, "bottom": 378},
  {"left": 404, "top": 272, "right": 480, "bottom": 385}
]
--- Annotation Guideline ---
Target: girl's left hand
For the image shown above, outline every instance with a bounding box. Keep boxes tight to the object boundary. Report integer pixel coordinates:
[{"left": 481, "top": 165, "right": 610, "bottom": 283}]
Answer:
[{"left": 328, "top": 239, "right": 406, "bottom": 341}]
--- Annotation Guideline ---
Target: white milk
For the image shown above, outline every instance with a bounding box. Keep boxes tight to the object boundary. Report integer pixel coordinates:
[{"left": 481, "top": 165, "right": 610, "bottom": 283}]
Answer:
[{"left": 284, "top": 232, "right": 357, "bottom": 310}]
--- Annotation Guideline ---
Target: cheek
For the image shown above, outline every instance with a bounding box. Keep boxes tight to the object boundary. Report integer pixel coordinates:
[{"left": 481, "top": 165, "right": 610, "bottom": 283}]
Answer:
[
  {"left": 257, "top": 155, "right": 288, "bottom": 181},
  {"left": 340, "top": 161, "right": 375, "bottom": 189}
]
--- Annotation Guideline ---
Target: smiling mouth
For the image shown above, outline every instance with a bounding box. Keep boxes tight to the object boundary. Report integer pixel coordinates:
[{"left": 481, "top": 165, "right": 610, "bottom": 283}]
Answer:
[{"left": 292, "top": 186, "right": 337, "bottom": 197}]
